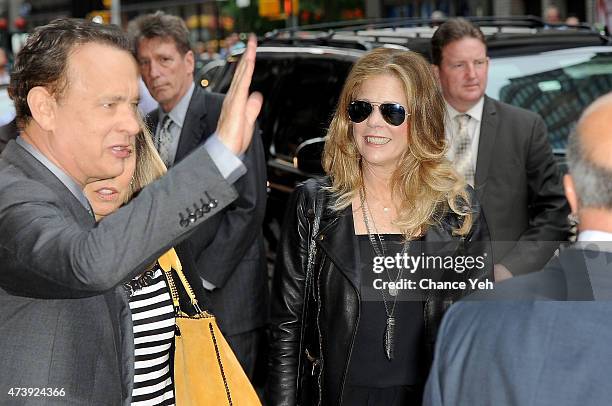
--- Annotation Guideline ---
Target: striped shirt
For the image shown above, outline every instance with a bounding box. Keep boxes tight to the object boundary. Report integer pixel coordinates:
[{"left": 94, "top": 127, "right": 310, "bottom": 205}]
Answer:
[{"left": 129, "top": 265, "right": 176, "bottom": 406}]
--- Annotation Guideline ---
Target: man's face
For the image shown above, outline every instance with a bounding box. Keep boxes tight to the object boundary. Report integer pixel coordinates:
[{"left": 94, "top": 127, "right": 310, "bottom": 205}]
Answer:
[
  {"left": 436, "top": 37, "right": 489, "bottom": 112},
  {"left": 137, "top": 37, "right": 195, "bottom": 112},
  {"left": 47, "top": 43, "right": 140, "bottom": 186},
  {"left": 85, "top": 139, "right": 136, "bottom": 220}
]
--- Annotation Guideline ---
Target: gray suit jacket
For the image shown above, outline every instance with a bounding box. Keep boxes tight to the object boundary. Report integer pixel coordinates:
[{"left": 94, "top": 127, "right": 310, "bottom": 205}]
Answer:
[
  {"left": 424, "top": 247, "right": 612, "bottom": 406},
  {"left": 475, "top": 96, "right": 570, "bottom": 275},
  {"left": 0, "top": 140, "right": 237, "bottom": 404},
  {"left": 148, "top": 87, "right": 268, "bottom": 336}
]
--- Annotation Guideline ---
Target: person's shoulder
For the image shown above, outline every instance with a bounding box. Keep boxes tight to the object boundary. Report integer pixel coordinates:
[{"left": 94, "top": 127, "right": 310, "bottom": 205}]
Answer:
[
  {"left": 198, "top": 88, "right": 225, "bottom": 109},
  {"left": 294, "top": 176, "right": 331, "bottom": 198},
  {"left": 466, "top": 256, "right": 566, "bottom": 301},
  {"left": 0, "top": 157, "right": 58, "bottom": 206},
  {"left": 485, "top": 96, "right": 541, "bottom": 121}
]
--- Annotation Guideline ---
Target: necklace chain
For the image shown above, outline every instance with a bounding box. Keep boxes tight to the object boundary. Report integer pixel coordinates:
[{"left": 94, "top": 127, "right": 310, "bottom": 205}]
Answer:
[
  {"left": 360, "top": 187, "right": 410, "bottom": 361},
  {"left": 359, "top": 188, "right": 409, "bottom": 316}
]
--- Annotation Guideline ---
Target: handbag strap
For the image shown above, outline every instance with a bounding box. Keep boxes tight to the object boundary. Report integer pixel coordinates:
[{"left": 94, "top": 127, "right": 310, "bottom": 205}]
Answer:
[{"left": 159, "top": 248, "right": 204, "bottom": 314}]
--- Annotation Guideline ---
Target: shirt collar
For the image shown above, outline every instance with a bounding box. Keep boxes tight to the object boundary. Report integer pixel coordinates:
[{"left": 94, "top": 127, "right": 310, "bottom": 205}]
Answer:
[
  {"left": 158, "top": 82, "right": 195, "bottom": 128},
  {"left": 577, "top": 230, "right": 612, "bottom": 254},
  {"left": 16, "top": 136, "right": 91, "bottom": 211},
  {"left": 445, "top": 96, "right": 485, "bottom": 122},
  {"left": 578, "top": 230, "right": 612, "bottom": 242}
]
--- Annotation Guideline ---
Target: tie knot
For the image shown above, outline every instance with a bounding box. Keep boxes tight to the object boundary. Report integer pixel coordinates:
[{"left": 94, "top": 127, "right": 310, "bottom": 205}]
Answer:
[
  {"left": 455, "top": 114, "right": 470, "bottom": 129},
  {"left": 161, "top": 115, "right": 173, "bottom": 131}
]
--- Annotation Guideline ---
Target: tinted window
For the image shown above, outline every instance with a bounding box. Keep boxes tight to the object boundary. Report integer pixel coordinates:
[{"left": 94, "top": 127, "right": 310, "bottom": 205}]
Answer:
[
  {"left": 271, "top": 57, "right": 350, "bottom": 161},
  {"left": 488, "top": 46, "right": 612, "bottom": 152}
]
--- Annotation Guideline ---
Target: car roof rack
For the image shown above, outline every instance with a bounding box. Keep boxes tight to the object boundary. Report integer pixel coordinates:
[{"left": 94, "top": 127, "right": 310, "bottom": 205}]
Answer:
[{"left": 261, "top": 16, "right": 608, "bottom": 50}]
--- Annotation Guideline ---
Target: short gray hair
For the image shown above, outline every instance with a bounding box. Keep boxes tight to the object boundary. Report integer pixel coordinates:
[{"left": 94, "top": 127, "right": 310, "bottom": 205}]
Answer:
[
  {"left": 566, "top": 129, "right": 612, "bottom": 209},
  {"left": 128, "top": 11, "right": 191, "bottom": 56}
]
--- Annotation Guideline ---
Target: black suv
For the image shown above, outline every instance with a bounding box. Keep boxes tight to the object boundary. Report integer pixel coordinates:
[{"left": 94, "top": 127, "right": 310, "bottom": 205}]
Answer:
[{"left": 201, "top": 16, "right": 612, "bottom": 249}]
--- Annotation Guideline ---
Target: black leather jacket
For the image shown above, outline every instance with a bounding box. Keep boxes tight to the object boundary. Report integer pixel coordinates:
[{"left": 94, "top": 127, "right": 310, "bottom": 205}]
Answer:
[{"left": 267, "top": 178, "right": 492, "bottom": 406}]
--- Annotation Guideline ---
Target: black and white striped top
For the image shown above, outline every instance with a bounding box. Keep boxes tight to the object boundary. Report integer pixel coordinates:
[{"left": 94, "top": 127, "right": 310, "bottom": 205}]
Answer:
[{"left": 128, "top": 265, "right": 176, "bottom": 406}]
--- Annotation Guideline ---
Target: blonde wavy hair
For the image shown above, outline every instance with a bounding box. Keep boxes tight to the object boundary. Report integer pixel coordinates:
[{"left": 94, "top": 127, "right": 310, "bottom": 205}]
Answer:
[
  {"left": 124, "top": 115, "right": 167, "bottom": 202},
  {"left": 322, "top": 48, "right": 472, "bottom": 238}
]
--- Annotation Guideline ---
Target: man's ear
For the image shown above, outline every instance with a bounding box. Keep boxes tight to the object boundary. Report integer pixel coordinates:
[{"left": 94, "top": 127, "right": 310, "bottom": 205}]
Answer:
[
  {"left": 185, "top": 50, "right": 195, "bottom": 76},
  {"left": 563, "top": 173, "right": 579, "bottom": 213},
  {"left": 27, "top": 86, "right": 56, "bottom": 131}
]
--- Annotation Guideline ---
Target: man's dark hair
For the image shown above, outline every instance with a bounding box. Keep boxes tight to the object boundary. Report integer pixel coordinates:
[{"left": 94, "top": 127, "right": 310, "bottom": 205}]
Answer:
[
  {"left": 9, "top": 18, "right": 131, "bottom": 128},
  {"left": 128, "top": 11, "right": 191, "bottom": 56},
  {"left": 431, "top": 18, "right": 486, "bottom": 66}
]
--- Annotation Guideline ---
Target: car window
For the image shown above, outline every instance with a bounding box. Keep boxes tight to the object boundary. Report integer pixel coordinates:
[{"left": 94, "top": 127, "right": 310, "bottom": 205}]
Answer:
[
  {"left": 271, "top": 57, "right": 350, "bottom": 161},
  {"left": 488, "top": 46, "right": 612, "bottom": 152},
  {"left": 198, "top": 59, "right": 226, "bottom": 89}
]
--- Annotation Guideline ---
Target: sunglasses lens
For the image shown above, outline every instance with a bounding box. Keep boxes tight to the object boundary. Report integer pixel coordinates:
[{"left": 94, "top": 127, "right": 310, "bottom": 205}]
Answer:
[
  {"left": 348, "top": 101, "right": 373, "bottom": 123},
  {"left": 380, "top": 104, "right": 406, "bottom": 126}
]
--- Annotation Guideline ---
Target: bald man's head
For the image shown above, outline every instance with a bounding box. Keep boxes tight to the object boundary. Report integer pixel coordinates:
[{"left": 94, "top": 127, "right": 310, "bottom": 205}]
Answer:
[
  {"left": 575, "top": 93, "right": 612, "bottom": 169},
  {"left": 567, "top": 93, "right": 612, "bottom": 210}
]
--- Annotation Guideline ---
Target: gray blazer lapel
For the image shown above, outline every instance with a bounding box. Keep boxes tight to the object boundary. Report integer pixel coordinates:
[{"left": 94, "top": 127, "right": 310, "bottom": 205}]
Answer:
[
  {"left": 175, "top": 88, "right": 210, "bottom": 163},
  {"left": 474, "top": 96, "right": 499, "bottom": 202}
]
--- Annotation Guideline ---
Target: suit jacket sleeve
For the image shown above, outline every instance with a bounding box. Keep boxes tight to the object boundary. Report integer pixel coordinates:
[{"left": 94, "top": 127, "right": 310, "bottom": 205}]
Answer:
[
  {"left": 0, "top": 146, "right": 237, "bottom": 299},
  {"left": 189, "top": 124, "right": 267, "bottom": 288},
  {"left": 422, "top": 302, "right": 460, "bottom": 406},
  {"left": 498, "top": 115, "right": 570, "bottom": 274}
]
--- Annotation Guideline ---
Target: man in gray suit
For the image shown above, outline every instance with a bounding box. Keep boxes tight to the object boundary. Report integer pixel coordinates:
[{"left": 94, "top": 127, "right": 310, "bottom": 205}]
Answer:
[
  {"left": 130, "top": 12, "right": 268, "bottom": 378},
  {"left": 431, "top": 18, "right": 570, "bottom": 280},
  {"left": 0, "top": 19, "right": 261, "bottom": 404},
  {"left": 423, "top": 92, "right": 612, "bottom": 406}
]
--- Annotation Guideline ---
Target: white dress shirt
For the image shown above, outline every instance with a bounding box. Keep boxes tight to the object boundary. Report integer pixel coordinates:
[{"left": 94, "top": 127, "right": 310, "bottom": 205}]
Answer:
[{"left": 444, "top": 97, "right": 485, "bottom": 168}]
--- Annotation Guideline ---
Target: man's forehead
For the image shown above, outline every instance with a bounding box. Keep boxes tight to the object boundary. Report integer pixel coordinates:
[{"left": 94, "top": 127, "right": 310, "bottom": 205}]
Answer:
[
  {"left": 443, "top": 37, "right": 486, "bottom": 51},
  {"left": 65, "top": 42, "right": 138, "bottom": 87},
  {"left": 68, "top": 42, "right": 135, "bottom": 66},
  {"left": 139, "top": 36, "right": 180, "bottom": 53}
]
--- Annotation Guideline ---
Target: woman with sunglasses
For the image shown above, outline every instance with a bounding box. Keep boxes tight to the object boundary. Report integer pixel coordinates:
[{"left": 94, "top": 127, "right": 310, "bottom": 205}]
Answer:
[{"left": 266, "top": 48, "right": 492, "bottom": 405}]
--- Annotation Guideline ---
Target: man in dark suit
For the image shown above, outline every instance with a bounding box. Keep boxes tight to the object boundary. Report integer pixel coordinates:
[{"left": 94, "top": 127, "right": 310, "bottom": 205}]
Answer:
[
  {"left": 423, "top": 92, "right": 612, "bottom": 406},
  {"left": 0, "top": 19, "right": 261, "bottom": 404},
  {"left": 129, "top": 12, "right": 268, "bottom": 378},
  {"left": 431, "top": 18, "right": 570, "bottom": 280}
]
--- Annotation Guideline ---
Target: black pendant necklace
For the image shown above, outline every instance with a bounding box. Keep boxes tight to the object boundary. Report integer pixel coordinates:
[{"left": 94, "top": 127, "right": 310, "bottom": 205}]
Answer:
[{"left": 360, "top": 187, "right": 409, "bottom": 361}]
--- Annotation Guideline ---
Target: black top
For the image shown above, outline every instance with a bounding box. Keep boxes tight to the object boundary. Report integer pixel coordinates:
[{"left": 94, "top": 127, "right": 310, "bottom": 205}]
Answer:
[{"left": 346, "top": 235, "right": 425, "bottom": 387}]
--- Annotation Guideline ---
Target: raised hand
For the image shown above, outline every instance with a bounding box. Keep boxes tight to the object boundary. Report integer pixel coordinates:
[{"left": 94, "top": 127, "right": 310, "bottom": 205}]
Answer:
[{"left": 216, "top": 34, "right": 264, "bottom": 155}]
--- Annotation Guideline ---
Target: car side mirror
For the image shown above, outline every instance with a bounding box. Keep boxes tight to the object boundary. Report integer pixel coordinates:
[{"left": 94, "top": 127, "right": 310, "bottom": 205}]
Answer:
[{"left": 294, "top": 137, "right": 326, "bottom": 176}]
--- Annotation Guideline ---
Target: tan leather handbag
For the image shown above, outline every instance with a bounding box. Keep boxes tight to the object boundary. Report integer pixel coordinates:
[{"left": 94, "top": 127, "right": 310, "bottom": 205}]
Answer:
[{"left": 159, "top": 249, "right": 262, "bottom": 406}]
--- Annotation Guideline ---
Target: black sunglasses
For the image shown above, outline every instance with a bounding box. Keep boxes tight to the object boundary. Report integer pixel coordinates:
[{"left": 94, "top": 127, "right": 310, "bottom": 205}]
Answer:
[{"left": 347, "top": 100, "right": 408, "bottom": 126}]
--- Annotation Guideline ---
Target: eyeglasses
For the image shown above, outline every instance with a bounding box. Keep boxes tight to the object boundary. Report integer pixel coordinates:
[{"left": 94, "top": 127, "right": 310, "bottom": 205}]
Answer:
[{"left": 347, "top": 100, "right": 409, "bottom": 127}]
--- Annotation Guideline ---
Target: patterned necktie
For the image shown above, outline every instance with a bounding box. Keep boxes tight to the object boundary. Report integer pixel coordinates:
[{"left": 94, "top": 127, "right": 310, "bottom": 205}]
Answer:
[
  {"left": 453, "top": 114, "right": 474, "bottom": 186},
  {"left": 157, "top": 115, "right": 174, "bottom": 168}
]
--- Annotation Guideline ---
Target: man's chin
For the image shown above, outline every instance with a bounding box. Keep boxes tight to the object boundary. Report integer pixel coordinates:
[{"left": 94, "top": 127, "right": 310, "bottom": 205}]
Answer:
[
  {"left": 95, "top": 162, "right": 125, "bottom": 181},
  {"left": 152, "top": 88, "right": 170, "bottom": 102},
  {"left": 462, "top": 92, "right": 484, "bottom": 104}
]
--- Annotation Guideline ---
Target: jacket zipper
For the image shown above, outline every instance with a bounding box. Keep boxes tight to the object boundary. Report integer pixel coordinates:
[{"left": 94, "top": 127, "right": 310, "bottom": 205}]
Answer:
[
  {"left": 314, "top": 240, "right": 362, "bottom": 405},
  {"left": 315, "top": 249, "right": 324, "bottom": 406},
  {"left": 338, "top": 282, "right": 360, "bottom": 405}
]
